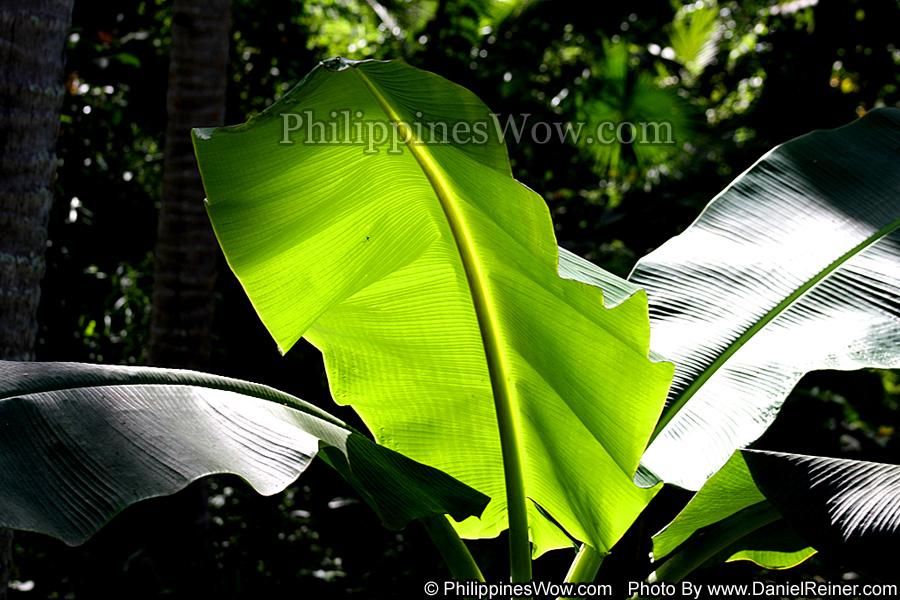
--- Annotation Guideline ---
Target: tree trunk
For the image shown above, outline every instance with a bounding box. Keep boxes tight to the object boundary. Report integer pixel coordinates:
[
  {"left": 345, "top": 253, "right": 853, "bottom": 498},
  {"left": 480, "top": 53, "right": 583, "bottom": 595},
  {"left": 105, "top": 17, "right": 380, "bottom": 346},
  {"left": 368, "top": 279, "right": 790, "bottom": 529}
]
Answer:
[
  {"left": 0, "top": 1, "right": 74, "bottom": 596},
  {"left": 145, "top": 0, "right": 231, "bottom": 595},
  {"left": 148, "top": 0, "right": 230, "bottom": 371}
]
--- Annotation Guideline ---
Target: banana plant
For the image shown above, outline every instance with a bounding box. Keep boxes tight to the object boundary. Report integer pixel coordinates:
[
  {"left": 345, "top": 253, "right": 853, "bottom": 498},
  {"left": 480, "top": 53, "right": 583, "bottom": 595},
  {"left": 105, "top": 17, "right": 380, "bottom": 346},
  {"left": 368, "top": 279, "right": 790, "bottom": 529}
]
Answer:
[
  {"left": 2, "top": 57, "right": 900, "bottom": 591},
  {"left": 191, "top": 57, "right": 900, "bottom": 582}
]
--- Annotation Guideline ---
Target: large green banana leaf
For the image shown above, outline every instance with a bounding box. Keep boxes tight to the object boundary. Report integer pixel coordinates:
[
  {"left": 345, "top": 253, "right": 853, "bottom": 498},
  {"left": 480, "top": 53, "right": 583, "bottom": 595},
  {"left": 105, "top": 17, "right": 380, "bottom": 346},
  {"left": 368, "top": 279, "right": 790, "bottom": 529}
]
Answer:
[
  {"left": 653, "top": 449, "right": 900, "bottom": 582},
  {"left": 631, "top": 107, "right": 900, "bottom": 490},
  {"left": 192, "top": 58, "right": 674, "bottom": 556},
  {"left": 0, "top": 360, "right": 488, "bottom": 545}
]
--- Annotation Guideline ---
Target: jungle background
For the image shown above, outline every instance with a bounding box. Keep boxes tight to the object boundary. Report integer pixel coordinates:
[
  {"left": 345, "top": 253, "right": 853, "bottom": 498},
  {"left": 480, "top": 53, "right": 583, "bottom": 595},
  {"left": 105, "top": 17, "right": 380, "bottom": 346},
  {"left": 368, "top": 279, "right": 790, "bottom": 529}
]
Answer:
[{"left": 6, "top": 0, "right": 900, "bottom": 597}]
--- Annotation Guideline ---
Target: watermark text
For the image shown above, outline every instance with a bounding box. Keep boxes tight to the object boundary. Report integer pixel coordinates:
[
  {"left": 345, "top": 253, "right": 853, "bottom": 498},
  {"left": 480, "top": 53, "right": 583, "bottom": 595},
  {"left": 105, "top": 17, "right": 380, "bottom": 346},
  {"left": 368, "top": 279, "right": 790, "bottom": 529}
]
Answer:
[{"left": 278, "top": 109, "right": 675, "bottom": 154}]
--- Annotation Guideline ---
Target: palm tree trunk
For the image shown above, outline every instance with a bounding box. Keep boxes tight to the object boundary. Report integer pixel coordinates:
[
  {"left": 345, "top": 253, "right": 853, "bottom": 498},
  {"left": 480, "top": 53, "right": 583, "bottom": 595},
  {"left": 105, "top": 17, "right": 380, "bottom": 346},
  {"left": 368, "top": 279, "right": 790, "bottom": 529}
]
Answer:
[
  {"left": 145, "top": 0, "right": 231, "bottom": 594},
  {"left": 0, "top": 0, "right": 75, "bottom": 596},
  {"left": 148, "top": 0, "right": 230, "bottom": 371}
]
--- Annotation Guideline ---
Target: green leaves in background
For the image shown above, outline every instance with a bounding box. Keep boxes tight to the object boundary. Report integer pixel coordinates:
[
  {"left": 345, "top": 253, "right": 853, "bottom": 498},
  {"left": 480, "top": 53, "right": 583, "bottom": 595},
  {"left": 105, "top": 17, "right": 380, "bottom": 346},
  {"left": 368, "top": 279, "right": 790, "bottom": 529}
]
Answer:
[
  {"left": 669, "top": 2, "right": 721, "bottom": 78},
  {"left": 575, "top": 39, "right": 695, "bottom": 179},
  {"left": 631, "top": 107, "right": 900, "bottom": 490},
  {"left": 193, "top": 58, "right": 673, "bottom": 556},
  {"left": 0, "top": 360, "right": 487, "bottom": 545}
]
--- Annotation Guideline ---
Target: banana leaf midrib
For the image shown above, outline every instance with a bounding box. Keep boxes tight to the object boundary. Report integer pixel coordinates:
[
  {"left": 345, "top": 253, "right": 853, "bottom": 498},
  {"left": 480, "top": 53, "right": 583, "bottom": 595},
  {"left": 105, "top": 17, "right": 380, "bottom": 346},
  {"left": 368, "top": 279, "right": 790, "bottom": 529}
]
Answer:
[
  {"left": 351, "top": 64, "right": 531, "bottom": 576},
  {"left": 649, "top": 214, "right": 900, "bottom": 443}
]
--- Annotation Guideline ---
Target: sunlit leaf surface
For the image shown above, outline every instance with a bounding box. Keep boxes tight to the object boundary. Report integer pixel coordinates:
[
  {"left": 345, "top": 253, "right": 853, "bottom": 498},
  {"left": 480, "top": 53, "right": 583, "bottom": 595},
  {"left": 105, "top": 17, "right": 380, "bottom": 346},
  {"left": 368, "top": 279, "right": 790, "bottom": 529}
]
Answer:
[
  {"left": 632, "top": 108, "right": 900, "bottom": 490},
  {"left": 194, "top": 58, "right": 673, "bottom": 555}
]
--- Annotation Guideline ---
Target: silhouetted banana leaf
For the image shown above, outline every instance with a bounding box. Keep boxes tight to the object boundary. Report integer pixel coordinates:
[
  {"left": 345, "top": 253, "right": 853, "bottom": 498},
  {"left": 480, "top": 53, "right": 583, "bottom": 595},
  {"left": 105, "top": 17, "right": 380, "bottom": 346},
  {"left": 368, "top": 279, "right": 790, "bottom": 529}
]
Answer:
[
  {"left": 653, "top": 449, "right": 900, "bottom": 582},
  {"left": 650, "top": 450, "right": 814, "bottom": 582},
  {"left": 0, "top": 361, "right": 488, "bottom": 545},
  {"left": 744, "top": 450, "right": 900, "bottom": 580},
  {"left": 632, "top": 107, "right": 900, "bottom": 490},
  {"left": 193, "top": 58, "right": 673, "bottom": 556}
]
